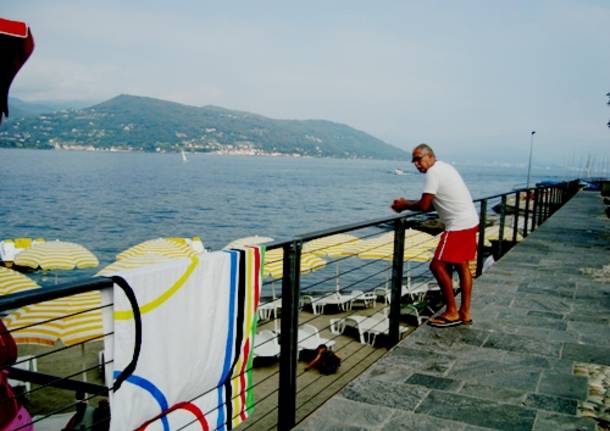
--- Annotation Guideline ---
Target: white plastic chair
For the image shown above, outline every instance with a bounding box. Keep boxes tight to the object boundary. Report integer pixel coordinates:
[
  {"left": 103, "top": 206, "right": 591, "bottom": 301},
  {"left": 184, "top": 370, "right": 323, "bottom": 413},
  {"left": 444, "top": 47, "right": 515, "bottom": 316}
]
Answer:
[
  {"left": 257, "top": 298, "right": 282, "bottom": 320},
  {"left": 301, "top": 293, "right": 353, "bottom": 315},
  {"left": 297, "top": 324, "right": 335, "bottom": 351},
  {"left": 330, "top": 318, "right": 346, "bottom": 335},
  {"left": 348, "top": 290, "right": 376, "bottom": 308},
  {"left": 253, "top": 329, "right": 281, "bottom": 358},
  {"left": 375, "top": 281, "right": 440, "bottom": 303},
  {"left": 344, "top": 313, "right": 408, "bottom": 345}
]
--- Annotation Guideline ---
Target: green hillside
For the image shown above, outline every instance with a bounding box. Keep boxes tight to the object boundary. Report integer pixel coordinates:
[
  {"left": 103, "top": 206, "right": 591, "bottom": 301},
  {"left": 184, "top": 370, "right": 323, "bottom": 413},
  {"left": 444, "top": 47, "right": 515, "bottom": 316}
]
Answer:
[{"left": 0, "top": 94, "right": 405, "bottom": 159}]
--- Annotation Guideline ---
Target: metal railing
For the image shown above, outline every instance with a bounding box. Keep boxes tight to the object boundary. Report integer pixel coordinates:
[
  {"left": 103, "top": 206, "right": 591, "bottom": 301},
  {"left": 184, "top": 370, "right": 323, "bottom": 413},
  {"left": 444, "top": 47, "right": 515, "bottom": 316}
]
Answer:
[
  {"left": 263, "top": 180, "right": 579, "bottom": 430},
  {"left": 0, "top": 180, "right": 580, "bottom": 430},
  {"left": 0, "top": 278, "right": 114, "bottom": 430}
]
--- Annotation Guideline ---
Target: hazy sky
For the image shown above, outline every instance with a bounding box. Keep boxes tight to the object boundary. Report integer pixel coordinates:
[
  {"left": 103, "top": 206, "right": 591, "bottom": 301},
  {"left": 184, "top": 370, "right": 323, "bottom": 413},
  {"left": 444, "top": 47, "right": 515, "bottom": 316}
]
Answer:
[{"left": 4, "top": 1, "right": 610, "bottom": 166}]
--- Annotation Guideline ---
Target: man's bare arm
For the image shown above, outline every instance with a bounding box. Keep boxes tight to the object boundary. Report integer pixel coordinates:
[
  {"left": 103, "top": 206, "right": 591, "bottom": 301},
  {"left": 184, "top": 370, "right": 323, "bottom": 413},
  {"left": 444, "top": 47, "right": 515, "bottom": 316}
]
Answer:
[{"left": 391, "top": 193, "right": 434, "bottom": 213}]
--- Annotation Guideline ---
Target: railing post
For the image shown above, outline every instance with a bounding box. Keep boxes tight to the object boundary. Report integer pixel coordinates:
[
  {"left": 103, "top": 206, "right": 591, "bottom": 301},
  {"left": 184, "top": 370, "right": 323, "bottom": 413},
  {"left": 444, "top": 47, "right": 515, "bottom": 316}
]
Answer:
[
  {"left": 541, "top": 187, "right": 547, "bottom": 222},
  {"left": 541, "top": 187, "right": 546, "bottom": 222},
  {"left": 532, "top": 189, "right": 542, "bottom": 230},
  {"left": 540, "top": 188, "right": 544, "bottom": 222},
  {"left": 554, "top": 186, "right": 560, "bottom": 213},
  {"left": 523, "top": 191, "right": 531, "bottom": 237},
  {"left": 278, "top": 240, "right": 301, "bottom": 431},
  {"left": 476, "top": 199, "right": 487, "bottom": 277},
  {"left": 512, "top": 191, "right": 520, "bottom": 243},
  {"left": 538, "top": 187, "right": 546, "bottom": 226},
  {"left": 497, "top": 195, "right": 507, "bottom": 258},
  {"left": 388, "top": 218, "right": 406, "bottom": 347},
  {"left": 530, "top": 188, "right": 538, "bottom": 232},
  {"left": 540, "top": 187, "right": 546, "bottom": 223}
]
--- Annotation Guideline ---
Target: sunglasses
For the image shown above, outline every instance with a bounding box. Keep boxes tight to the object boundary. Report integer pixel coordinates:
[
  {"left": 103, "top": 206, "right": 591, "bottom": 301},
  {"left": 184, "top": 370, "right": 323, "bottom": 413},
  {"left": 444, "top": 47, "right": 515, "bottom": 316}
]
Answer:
[{"left": 411, "top": 154, "right": 427, "bottom": 163}]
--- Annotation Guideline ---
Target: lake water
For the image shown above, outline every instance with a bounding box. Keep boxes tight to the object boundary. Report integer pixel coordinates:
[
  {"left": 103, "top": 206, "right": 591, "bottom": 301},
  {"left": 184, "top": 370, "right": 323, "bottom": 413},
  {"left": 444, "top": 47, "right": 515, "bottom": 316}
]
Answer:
[{"left": 0, "top": 148, "right": 574, "bottom": 284}]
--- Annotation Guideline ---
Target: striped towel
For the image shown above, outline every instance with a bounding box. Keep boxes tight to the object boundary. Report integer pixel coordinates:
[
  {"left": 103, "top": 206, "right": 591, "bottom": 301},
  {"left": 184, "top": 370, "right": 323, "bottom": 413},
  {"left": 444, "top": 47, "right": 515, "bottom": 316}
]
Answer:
[{"left": 103, "top": 247, "right": 262, "bottom": 430}]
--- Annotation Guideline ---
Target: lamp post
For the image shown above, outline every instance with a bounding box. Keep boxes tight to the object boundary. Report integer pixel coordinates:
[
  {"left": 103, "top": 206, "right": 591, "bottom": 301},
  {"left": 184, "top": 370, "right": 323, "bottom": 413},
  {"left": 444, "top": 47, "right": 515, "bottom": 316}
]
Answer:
[{"left": 526, "top": 130, "right": 536, "bottom": 188}]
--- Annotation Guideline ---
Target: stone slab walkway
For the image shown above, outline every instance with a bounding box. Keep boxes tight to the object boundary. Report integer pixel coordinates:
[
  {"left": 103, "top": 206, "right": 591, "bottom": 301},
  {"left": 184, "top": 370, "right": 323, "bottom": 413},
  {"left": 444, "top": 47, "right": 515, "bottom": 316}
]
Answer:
[{"left": 296, "top": 191, "right": 609, "bottom": 431}]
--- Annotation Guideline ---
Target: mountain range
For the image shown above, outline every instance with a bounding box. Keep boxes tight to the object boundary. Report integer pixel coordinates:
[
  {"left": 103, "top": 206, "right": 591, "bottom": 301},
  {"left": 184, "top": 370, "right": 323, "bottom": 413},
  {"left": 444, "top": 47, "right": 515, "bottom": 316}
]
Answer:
[{"left": 0, "top": 95, "right": 405, "bottom": 160}]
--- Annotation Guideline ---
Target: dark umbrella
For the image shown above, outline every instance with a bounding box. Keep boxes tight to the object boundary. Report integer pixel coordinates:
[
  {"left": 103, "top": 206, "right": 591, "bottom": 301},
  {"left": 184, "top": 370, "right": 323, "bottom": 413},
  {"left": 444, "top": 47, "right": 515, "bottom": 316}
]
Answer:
[{"left": 0, "top": 17, "right": 35, "bottom": 124}]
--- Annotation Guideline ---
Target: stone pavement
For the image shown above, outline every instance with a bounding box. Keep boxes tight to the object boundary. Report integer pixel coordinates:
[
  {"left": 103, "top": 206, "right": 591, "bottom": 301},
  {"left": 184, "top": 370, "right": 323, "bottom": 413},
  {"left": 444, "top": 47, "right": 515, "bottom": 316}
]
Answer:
[{"left": 296, "top": 191, "right": 609, "bottom": 431}]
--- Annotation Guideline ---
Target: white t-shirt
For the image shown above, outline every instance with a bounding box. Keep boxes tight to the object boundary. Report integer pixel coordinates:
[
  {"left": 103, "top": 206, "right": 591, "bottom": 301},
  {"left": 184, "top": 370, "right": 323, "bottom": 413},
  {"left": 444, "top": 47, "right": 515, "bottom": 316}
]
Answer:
[{"left": 422, "top": 160, "right": 479, "bottom": 231}]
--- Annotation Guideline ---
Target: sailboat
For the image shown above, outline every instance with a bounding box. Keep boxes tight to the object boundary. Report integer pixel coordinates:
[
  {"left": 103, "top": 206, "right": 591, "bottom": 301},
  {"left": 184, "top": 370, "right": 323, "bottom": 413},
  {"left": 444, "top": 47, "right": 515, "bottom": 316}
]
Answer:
[{"left": 181, "top": 149, "right": 188, "bottom": 163}]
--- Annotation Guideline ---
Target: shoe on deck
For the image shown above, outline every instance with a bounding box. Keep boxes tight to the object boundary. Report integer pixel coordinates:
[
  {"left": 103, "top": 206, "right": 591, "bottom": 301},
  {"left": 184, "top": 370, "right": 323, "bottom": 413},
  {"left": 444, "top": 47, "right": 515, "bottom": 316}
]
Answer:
[{"left": 428, "top": 316, "right": 463, "bottom": 328}]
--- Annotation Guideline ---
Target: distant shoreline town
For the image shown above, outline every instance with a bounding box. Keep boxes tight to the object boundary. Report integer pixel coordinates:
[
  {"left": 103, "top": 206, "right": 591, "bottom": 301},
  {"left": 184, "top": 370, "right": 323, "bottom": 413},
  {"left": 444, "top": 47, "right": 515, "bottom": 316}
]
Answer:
[
  {"left": 3, "top": 144, "right": 595, "bottom": 173},
  {"left": 49, "top": 142, "right": 308, "bottom": 158}
]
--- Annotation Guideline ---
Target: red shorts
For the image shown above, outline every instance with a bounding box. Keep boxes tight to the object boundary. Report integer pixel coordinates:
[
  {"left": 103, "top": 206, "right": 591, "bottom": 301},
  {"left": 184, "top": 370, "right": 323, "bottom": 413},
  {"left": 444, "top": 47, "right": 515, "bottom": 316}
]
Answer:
[{"left": 434, "top": 225, "right": 479, "bottom": 263}]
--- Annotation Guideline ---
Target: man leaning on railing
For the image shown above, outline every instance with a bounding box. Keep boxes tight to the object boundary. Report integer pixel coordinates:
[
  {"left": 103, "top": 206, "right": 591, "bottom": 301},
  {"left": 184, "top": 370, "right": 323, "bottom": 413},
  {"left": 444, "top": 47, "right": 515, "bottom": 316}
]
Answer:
[{"left": 391, "top": 143, "right": 479, "bottom": 328}]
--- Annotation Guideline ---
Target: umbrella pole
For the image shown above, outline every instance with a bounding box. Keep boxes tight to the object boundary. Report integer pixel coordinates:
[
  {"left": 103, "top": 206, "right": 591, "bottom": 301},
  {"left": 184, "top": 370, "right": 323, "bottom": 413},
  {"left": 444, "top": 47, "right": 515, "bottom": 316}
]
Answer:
[
  {"left": 385, "top": 267, "right": 392, "bottom": 290},
  {"left": 81, "top": 343, "right": 88, "bottom": 383},
  {"left": 335, "top": 262, "right": 340, "bottom": 294}
]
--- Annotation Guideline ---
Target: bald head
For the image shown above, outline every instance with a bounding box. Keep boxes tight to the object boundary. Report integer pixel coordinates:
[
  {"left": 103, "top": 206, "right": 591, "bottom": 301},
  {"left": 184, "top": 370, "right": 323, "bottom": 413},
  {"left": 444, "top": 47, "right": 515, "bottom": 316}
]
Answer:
[
  {"left": 413, "top": 143, "right": 435, "bottom": 158},
  {"left": 411, "top": 143, "right": 437, "bottom": 173}
]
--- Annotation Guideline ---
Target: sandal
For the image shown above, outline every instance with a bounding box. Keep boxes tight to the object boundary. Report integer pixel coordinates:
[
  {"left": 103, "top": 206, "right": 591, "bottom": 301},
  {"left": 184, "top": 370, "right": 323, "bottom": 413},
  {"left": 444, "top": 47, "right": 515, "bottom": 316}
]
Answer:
[{"left": 428, "top": 316, "right": 463, "bottom": 328}]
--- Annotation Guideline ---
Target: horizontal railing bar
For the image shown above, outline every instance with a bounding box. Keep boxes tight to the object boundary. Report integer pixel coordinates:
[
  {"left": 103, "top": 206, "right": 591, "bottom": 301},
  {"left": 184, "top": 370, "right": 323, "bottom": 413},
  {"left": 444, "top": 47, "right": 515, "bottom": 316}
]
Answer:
[
  {"left": 265, "top": 213, "right": 423, "bottom": 250},
  {"left": 0, "top": 276, "right": 113, "bottom": 312},
  {"left": 7, "top": 367, "right": 108, "bottom": 395},
  {"left": 265, "top": 185, "right": 550, "bottom": 251},
  {"left": 473, "top": 190, "right": 521, "bottom": 202},
  {"left": 6, "top": 303, "right": 113, "bottom": 334}
]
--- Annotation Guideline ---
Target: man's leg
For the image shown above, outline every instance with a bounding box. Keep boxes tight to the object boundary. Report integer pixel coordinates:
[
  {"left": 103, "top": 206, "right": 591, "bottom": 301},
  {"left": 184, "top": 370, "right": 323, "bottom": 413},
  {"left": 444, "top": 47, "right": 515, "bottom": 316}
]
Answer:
[
  {"left": 455, "top": 261, "right": 473, "bottom": 322},
  {"left": 429, "top": 258, "right": 459, "bottom": 321}
]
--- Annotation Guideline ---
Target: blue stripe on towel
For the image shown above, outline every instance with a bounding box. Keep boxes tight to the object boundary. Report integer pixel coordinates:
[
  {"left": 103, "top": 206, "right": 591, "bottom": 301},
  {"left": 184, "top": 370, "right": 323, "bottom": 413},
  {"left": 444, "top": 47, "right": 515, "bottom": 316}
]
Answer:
[
  {"left": 217, "top": 250, "right": 238, "bottom": 430},
  {"left": 113, "top": 371, "right": 170, "bottom": 430}
]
